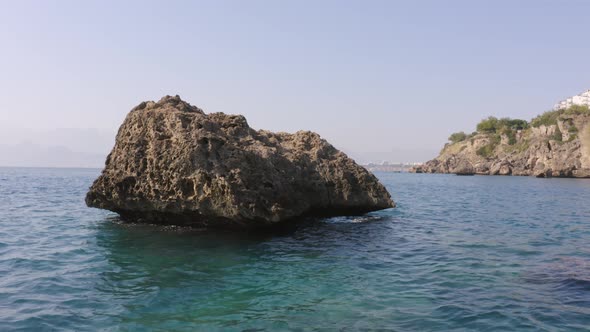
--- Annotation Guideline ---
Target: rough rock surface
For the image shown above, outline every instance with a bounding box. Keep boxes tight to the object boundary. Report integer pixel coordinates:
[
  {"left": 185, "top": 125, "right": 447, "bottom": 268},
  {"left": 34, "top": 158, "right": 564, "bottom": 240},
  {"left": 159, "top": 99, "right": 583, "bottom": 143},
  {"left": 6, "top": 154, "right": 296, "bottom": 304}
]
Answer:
[
  {"left": 411, "top": 115, "right": 590, "bottom": 178},
  {"left": 86, "top": 96, "right": 394, "bottom": 227},
  {"left": 451, "top": 159, "right": 475, "bottom": 176}
]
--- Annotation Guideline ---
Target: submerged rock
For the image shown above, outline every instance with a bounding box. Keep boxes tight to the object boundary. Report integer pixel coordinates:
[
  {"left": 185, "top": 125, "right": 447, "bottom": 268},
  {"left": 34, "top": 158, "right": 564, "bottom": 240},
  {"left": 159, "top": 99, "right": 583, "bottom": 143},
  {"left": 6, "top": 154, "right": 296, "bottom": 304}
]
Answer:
[{"left": 86, "top": 96, "right": 394, "bottom": 228}]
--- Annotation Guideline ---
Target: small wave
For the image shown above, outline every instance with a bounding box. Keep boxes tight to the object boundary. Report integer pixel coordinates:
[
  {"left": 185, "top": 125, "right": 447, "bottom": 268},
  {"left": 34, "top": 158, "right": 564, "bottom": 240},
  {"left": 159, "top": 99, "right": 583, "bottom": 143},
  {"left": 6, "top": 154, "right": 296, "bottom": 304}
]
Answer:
[
  {"left": 523, "top": 257, "right": 590, "bottom": 293},
  {"left": 557, "top": 278, "right": 590, "bottom": 292},
  {"left": 323, "top": 215, "right": 386, "bottom": 224}
]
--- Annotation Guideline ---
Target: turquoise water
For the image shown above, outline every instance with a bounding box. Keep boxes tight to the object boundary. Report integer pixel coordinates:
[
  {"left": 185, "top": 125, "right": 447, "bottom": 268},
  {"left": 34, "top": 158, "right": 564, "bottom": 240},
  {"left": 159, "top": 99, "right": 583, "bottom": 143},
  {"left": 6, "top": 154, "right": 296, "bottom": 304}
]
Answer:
[{"left": 1, "top": 168, "right": 590, "bottom": 331}]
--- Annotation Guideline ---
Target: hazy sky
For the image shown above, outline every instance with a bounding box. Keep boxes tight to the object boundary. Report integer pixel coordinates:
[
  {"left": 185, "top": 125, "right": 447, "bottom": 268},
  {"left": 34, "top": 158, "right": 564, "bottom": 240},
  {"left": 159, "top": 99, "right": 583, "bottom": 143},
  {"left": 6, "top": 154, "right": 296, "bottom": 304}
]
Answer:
[{"left": 1, "top": 0, "right": 589, "bottom": 165}]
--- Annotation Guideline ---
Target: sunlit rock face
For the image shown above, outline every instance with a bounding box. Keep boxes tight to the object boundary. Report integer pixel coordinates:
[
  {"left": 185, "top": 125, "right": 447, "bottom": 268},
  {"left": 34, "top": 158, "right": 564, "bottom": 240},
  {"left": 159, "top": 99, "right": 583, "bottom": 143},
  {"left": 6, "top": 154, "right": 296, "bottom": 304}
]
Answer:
[
  {"left": 86, "top": 96, "right": 394, "bottom": 228},
  {"left": 411, "top": 114, "right": 590, "bottom": 178}
]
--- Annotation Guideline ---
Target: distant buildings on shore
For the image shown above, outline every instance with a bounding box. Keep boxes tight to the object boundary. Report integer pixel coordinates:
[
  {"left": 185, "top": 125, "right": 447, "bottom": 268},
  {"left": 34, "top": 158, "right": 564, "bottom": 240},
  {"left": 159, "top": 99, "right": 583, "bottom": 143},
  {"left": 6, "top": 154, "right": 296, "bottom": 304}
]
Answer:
[
  {"left": 362, "top": 161, "right": 422, "bottom": 173},
  {"left": 554, "top": 89, "right": 590, "bottom": 110}
]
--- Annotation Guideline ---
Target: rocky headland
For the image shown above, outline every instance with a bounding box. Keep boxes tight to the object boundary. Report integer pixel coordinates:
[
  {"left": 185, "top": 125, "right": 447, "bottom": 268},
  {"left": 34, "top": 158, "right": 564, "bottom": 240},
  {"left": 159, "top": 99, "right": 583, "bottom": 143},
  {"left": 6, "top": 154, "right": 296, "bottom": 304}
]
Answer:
[
  {"left": 411, "top": 105, "right": 590, "bottom": 178},
  {"left": 86, "top": 96, "right": 394, "bottom": 228}
]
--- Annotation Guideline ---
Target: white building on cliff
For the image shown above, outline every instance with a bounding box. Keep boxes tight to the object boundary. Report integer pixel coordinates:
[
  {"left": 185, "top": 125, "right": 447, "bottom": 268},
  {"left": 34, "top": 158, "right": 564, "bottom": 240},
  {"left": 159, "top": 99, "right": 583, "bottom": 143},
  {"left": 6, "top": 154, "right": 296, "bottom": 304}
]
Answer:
[{"left": 554, "top": 89, "right": 590, "bottom": 110}]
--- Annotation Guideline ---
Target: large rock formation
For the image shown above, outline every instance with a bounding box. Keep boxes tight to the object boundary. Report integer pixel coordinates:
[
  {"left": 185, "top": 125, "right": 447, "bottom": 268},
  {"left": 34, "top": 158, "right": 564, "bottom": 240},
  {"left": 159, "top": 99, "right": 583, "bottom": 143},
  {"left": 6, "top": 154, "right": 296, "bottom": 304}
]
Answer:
[
  {"left": 86, "top": 96, "right": 394, "bottom": 227},
  {"left": 411, "top": 109, "right": 590, "bottom": 178}
]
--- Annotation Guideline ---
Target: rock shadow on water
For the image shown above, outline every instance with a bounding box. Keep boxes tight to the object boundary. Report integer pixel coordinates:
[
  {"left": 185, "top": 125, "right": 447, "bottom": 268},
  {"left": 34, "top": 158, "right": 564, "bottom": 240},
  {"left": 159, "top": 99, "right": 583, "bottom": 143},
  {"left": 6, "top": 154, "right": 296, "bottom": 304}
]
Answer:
[
  {"left": 93, "top": 210, "right": 399, "bottom": 283},
  {"left": 90, "top": 211, "right": 400, "bottom": 328},
  {"left": 92, "top": 217, "right": 281, "bottom": 304}
]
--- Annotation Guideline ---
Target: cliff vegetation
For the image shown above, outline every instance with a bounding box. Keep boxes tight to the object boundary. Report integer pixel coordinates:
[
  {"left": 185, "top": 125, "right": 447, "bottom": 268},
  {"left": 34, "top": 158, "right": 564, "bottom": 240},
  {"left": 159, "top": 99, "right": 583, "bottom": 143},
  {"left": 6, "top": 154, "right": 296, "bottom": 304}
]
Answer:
[{"left": 413, "top": 105, "right": 590, "bottom": 178}]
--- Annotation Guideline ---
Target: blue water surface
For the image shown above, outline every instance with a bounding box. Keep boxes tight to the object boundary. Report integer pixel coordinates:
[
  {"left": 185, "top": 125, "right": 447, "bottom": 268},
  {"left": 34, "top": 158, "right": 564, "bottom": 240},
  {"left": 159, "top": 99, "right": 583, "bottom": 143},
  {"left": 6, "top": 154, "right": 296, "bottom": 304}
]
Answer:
[{"left": 0, "top": 167, "right": 589, "bottom": 331}]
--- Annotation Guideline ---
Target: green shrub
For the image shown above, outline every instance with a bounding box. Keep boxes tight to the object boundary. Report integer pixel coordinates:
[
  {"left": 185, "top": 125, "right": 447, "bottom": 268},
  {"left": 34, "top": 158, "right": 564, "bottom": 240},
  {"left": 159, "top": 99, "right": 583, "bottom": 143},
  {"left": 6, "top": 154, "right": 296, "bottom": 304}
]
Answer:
[
  {"left": 551, "top": 126, "right": 563, "bottom": 142},
  {"left": 531, "top": 110, "right": 560, "bottom": 127},
  {"left": 567, "top": 133, "right": 578, "bottom": 142},
  {"left": 563, "top": 104, "right": 590, "bottom": 115},
  {"left": 476, "top": 116, "right": 499, "bottom": 133},
  {"left": 490, "top": 134, "right": 501, "bottom": 145},
  {"left": 448, "top": 131, "right": 467, "bottom": 143},
  {"left": 476, "top": 116, "right": 529, "bottom": 134},
  {"left": 500, "top": 127, "right": 517, "bottom": 145},
  {"left": 476, "top": 135, "right": 500, "bottom": 157},
  {"left": 498, "top": 118, "right": 529, "bottom": 130},
  {"left": 507, "top": 133, "right": 517, "bottom": 145},
  {"left": 531, "top": 105, "right": 590, "bottom": 128},
  {"left": 569, "top": 125, "right": 578, "bottom": 133},
  {"left": 505, "top": 139, "right": 530, "bottom": 153},
  {"left": 476, "top": 143, "right": 497, "bottom": 158}
]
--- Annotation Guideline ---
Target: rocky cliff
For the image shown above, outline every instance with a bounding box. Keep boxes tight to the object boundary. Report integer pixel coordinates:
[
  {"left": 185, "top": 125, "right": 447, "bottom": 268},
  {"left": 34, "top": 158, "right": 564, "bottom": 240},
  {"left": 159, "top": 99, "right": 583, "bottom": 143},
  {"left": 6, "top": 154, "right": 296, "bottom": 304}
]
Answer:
[
  {"left": 411, "top": 106, "right": 590, "bottom": 178},
  {"left": 86, "top": 96, "right": 394, "bottom": 228}
]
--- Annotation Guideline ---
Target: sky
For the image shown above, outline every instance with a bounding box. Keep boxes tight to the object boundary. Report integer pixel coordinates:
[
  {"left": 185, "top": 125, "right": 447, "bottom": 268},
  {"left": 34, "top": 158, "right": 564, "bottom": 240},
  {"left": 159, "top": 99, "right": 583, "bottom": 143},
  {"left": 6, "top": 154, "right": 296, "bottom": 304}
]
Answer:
[{"left": 0, "top": 0, "right": 589, "bottom": 166}]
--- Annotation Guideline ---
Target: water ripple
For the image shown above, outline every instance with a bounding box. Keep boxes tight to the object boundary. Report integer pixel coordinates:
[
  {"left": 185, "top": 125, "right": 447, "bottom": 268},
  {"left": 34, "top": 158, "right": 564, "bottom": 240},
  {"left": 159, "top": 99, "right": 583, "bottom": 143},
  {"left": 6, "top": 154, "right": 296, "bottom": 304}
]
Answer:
[{"left": 0, "top": 169, "right": 590, "bottom": 330}]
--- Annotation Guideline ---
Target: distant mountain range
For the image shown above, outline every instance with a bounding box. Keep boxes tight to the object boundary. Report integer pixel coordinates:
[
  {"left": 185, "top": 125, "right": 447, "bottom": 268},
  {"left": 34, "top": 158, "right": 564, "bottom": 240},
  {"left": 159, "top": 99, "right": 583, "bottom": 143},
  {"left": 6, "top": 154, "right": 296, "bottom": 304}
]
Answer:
[
  {"left": 0, "top": 128, "right": 114, "bottom": 168},
  {"left": 0, "top": 143, "right": 106, "bottom": 168},
  {"left": 346, "top": 148, "right": 438, "bottom": 165}
]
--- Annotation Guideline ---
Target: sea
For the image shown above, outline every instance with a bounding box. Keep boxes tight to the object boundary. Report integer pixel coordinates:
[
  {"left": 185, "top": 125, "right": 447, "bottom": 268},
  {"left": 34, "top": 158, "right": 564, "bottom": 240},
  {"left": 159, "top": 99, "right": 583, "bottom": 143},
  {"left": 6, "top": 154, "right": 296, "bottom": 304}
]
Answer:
[{"left": 0, "top": 167, "right": 589, "bottom": 331}]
